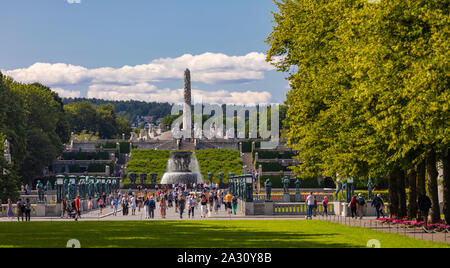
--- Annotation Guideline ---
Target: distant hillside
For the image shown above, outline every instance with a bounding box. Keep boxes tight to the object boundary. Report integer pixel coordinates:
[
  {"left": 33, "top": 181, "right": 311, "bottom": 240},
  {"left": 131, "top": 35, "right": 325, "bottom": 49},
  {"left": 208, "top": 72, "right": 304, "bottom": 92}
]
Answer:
[{"left": 63, "top": 98, "right": 173, "bottom": 122}]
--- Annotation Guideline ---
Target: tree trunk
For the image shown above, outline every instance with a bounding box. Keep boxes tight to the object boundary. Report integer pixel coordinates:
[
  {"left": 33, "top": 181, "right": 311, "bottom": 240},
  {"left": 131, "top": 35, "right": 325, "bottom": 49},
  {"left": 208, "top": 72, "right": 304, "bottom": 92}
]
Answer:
[
  {"left": 397, "top": 169, "right": 407, "bottom": 218},
  {"left": 443, "top": 153, "right": 450, "bottom": 224},
  {"left": 417, "top": 161, "right": 426, "bottom": 196},
  {"left": 407, "top": 170, "right": 418, "bottom": 219},
  {"left": 389, "top": 168, "right": 400, "bottom": 218},
  {"left": 426, "top": 149, "right": 441, "bottom": 223}
]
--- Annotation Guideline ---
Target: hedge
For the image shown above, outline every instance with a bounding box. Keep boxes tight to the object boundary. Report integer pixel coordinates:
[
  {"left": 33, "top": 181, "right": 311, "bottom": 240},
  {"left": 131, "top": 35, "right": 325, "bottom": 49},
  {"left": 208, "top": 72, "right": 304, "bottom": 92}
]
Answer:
[
  {"left": 120, "top": 142, "right": 131, "bottom": 154},
  {"left": 62, "top": 152, "right": 111, "bottom": 161},
  {"left": 256, "top": 162, "right": 290, "bottom": 172},
  {"left": 259, "top": 176, "right": 321, "bottom": 189},
  {"left": 125, "top": 149, "right": 243, "bottom": 184}
]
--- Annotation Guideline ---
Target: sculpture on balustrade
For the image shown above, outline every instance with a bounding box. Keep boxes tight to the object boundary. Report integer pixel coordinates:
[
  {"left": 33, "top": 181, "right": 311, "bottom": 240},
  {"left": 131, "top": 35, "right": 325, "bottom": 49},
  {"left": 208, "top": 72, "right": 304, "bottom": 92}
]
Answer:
[
  {"left": 218, "top": 173, "right": 224, "bottom": 185},
  {"left": 140, "top": 173, "right": 147, "bottom": 185},
  {"left": 37, "top": 180, "right": 45, "bottom": 203},
  {"left": 88, "top": 179, "right": 95, "bottom": 198},
  {"left": 69, "top": 180, "right": 77, "bottom": 200},
  {"left": 46, "top": 180, "right": 53, "bottom": 191},
  {"left": 335, "top": 178, "right": 344, "bottom": 201},
  {"left": 295, "top": 179, "right": 301, "bottom": 194},
  {"left": 367, "top": 178, "right": 374, "bottom": 200},
  {"left": 150, "top": 173, "right": 157, "bottom": 185},
  {"left": 282, "top": 177, "right": 290, "bottom": 194},
  {"left": 265, "top": 179, "right": 273, "bottom": 201},
  {"left": 129, "top": 172, "right": 137, "bottom": 185},
  {"left": 64, "top": 179, "right": 69, "bottom": 199},
  {"left": 208, "top": 173, "right": 214, "bottom": 184}
]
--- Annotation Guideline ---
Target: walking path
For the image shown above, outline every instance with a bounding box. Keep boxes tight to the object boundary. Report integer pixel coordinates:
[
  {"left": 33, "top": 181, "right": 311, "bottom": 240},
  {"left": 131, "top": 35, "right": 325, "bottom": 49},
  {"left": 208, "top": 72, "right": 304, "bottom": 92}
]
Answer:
[{"left": 317, "top": 215, "right": 450, "bottom": 244}]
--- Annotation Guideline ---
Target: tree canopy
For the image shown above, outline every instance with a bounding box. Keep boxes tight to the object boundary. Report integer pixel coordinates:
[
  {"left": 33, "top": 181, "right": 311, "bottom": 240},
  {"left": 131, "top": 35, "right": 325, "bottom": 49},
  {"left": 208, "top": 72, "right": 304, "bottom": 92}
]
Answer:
[{"left": 267, "top": 0, "right": 449, "bottom": 221}]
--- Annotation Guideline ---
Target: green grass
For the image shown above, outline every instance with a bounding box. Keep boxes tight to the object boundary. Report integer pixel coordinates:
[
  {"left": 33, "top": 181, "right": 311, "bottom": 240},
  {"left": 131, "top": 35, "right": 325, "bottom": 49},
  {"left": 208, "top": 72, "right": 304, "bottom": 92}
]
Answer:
[{"left": 0, "top": 220, "right": 447, "bottom": 248}]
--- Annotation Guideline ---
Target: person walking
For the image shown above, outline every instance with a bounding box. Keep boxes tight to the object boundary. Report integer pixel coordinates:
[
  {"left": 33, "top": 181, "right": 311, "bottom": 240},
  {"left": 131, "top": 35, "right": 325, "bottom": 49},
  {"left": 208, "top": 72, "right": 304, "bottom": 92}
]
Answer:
[
  {"left": 232, "top": 194, "right": 238, "bottom": 215},
  {"left": 148, "top": 196, "right": 156, "bottom": 219},
  {"left": 113, "top": 196, "right": 119, "bottom": 216},
  {"left": 356, "top": 194, "right": 366, "bottom": 220},
  {"left": 179, "top": 194, "right": 186, "bottom": 219},
  {"left": 144, "top": 197, "right": 149, "bottom": 219},
  {"left": 131, "top": 195, "right": 137, "bottom": 216},
  {"left": 24, "top": 198, "right": 31, "bottom": 222},
  {"left": 323, "top": 197, "right": 329, "bottom": 217},
  {"left": 371, "top": 194, "right": 385, "bottom": 219},
  {"left": 418, "top": 194, "right": 432, "bottom": 232},
  {"left": 87, "top": 197, "right": 93, "bottom": 214},
  {"left": 306, "top": 193, "right": 314, "bottom": 219},
  {"left": 98, "top": 197, "right": 104, "bottom": 214},
  {"left": 200, "top": 195, "right": 208, "bottom": 218},
  {"left": 17, "top": 199, "right": 24, "bottom": 222},
  {"left": 214, "top": 193, "right": 220, "bottom": 215},
  {"left": 122, "top": 195, "right": 129, "bottom": 216},
  {"left": 74, "top": 196, "right": 81, "bottom": 221},
  {"left": 160, "top": 197, "right": 167, "bottom": 219},
  {"left": 313, "top": 196, "right": 318, "bottom": 217},
  {"left": 61, "top": 197, "right": 68, "bottom": 218},
  {"left": 187, "top": 194, "right": 197, "bottom": 219},
  {"left": 7, "top": 199, "right": 14, "bottom": 219},
  {"left": 208, "top": 193, "right": 214, "bottom": 214},
  {"left": 349, "top": 195, "right": 358, "bottom": 219},
  {"left": 224, "top": 192, "right": 233, "bottom": 215}
]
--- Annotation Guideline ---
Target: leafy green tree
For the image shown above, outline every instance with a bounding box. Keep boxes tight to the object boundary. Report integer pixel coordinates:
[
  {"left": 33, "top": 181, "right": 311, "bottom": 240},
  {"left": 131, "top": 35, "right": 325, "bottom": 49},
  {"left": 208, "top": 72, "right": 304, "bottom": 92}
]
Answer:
[
  {"left": 0, "top": 133, "right": 20, "bottom": 203},
  {"left": 267, "top": 0, "right": 448, "bottom": 221}
]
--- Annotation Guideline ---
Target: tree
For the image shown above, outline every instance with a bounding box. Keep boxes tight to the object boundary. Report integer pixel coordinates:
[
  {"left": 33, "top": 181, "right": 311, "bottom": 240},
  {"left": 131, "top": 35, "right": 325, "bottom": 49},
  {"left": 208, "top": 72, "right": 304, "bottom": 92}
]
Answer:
[
  {"left": 0, "top": 133, "right": 20, "bottom": 203},
  {"left": 267, "top": 0, "right": 448, "bottom": 222}
]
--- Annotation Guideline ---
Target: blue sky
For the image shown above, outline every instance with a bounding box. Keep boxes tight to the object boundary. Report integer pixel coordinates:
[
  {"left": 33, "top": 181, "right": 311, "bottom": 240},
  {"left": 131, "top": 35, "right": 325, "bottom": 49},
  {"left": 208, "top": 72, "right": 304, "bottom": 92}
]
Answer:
[{"left": 1, "top": 0, "right": 289, "bottom": 104}]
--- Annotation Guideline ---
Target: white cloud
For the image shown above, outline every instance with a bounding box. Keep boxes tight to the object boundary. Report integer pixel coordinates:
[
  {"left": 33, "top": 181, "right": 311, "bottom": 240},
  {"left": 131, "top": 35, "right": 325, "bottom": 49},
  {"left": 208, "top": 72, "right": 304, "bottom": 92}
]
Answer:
[
  {"left": 86, "top": 83, "right": 272, "bottom": 105},
  {"left": 52, "top": 88, "right": 81, "bottom": 98},
  {"left": 67, "top": 0, "right": 81, "bottom": 4},
  {"left": 4, "top": 52, "right": 273, "bottom": 86}
]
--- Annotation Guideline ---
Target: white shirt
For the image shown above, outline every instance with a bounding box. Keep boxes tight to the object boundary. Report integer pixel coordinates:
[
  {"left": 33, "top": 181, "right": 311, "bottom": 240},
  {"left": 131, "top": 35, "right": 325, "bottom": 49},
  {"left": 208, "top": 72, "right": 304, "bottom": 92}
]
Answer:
[{"left": 306, "top": 195, "right": 315, "bottom": 206}]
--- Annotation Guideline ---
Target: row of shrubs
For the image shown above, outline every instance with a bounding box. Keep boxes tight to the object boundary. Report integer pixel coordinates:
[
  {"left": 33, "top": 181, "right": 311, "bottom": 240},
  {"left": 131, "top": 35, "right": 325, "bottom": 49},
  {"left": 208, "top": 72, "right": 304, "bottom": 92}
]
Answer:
[
  {"left": 195, "top": 149, "right": 243, "bottom": 183},
  {"left": 125, "top": 149, "right": 243, "bottom": 184},
  {"left": 68, "top": 163, "right": 113, "bottom": 173},
  {"left": 256, "top": 162, "right": 291, "bottom": 172},
  {"left": 260, "top": 176, "right": 322, "bottom": 188},
  {"left": 254, "top": 150, "right": 297, "bottom": 160},
  {"left": 62, "top": 152, "right": 111, "bottom": 161}
]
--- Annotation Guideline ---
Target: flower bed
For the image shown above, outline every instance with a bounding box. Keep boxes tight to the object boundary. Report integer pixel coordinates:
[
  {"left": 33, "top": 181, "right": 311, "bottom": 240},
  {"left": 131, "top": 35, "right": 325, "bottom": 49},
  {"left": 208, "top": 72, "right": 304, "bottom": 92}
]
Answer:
[{"left": 377, "top": 218, "right": 450, "bottom": 232}]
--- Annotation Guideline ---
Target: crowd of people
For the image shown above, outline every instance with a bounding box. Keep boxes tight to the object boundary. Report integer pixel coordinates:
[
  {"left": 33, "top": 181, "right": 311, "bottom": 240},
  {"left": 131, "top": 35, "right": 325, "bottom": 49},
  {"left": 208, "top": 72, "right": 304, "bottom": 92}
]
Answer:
[{"left": 56, "top": 184, "right": 240, "bottom": 221}]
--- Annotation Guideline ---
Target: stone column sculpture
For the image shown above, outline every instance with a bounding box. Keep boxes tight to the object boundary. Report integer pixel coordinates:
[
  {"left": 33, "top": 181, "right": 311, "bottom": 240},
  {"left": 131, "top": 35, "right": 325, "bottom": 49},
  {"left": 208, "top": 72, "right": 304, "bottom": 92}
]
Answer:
[{"left": 183, "top": 69, "right": 192, "bottom": 139}]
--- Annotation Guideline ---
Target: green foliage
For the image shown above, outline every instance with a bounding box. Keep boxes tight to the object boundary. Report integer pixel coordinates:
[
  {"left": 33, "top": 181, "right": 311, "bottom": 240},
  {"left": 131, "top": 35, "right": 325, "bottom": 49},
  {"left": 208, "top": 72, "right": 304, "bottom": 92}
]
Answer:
[
  {"left": 195, "top": 149, "right": 243, "bottom": 183},
  {"left": 61, "top": 152, "right": 110, "bottom": 161},
  {"left": 266, "top": 0, "right": 449, "bottom": 180},
  {"left": 119, "top": 142, "right": 131, "bottom": 154},
  {"left": 125, "top": 149, "right": 243, "bottom": 184},
  {"left": 65, "top": 101, "right": 132, "bottom": 139},
  {"left": 2, "top": 77, "right": 70, "bottom": 183},
  {"left": 125, "top": 150, "right": 171, "bottom": 184},
  {"left": 87, "top": 163, "right": 112, "bottom": 173},
  {"left": 0, "top": 133, "right": 20, "bottom": 203},
  {"left": 63, "top": 98, "right": 173, "bottom": 122}
]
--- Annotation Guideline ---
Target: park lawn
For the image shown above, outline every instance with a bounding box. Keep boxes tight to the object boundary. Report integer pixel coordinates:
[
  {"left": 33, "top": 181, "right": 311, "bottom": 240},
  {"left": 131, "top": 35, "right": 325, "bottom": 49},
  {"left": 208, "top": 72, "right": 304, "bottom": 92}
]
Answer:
[{"left": 0, "top": 220, "right": 447, "bottom": 248}]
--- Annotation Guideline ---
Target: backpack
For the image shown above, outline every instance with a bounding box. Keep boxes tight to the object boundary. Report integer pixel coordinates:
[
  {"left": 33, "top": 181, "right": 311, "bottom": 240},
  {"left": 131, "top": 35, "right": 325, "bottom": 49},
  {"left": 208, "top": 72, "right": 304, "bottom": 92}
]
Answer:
[{"left": 358, "top": 198, "right": 366, "bottom": 206}]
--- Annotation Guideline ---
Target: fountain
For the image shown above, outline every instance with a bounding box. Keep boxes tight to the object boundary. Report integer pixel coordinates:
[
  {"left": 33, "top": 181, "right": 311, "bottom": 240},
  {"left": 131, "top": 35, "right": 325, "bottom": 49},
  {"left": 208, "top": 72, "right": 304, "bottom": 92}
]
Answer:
[{"left": 160, "top": 151, "right": 204, "bottom": 185}]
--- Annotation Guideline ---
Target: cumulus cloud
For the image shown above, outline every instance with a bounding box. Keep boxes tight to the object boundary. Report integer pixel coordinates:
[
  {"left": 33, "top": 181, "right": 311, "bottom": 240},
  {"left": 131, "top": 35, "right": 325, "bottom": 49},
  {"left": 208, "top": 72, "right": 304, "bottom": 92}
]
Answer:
[
  {"left": 52, "top": 88, "right": 81, "bottom": 98},
  {"left": 4, "top": 52, "right": 273, "bottom": 86},
  {"left": 86, "top": 83, "right": 272, "bottom": 105}
]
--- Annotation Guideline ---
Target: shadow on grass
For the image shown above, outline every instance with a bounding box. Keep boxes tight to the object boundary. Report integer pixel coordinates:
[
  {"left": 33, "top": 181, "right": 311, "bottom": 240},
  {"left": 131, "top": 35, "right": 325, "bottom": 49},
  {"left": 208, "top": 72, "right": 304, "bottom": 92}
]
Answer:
[{"left": 0, "top": 221, "right": 362, "bottom": 248}]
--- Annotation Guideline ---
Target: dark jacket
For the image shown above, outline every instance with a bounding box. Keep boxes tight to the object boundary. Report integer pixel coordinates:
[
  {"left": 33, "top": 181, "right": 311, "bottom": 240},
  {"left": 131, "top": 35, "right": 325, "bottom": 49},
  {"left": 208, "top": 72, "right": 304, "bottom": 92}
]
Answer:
[{"left": 418, "top": 195, "right": 432, "bottom": 211}]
